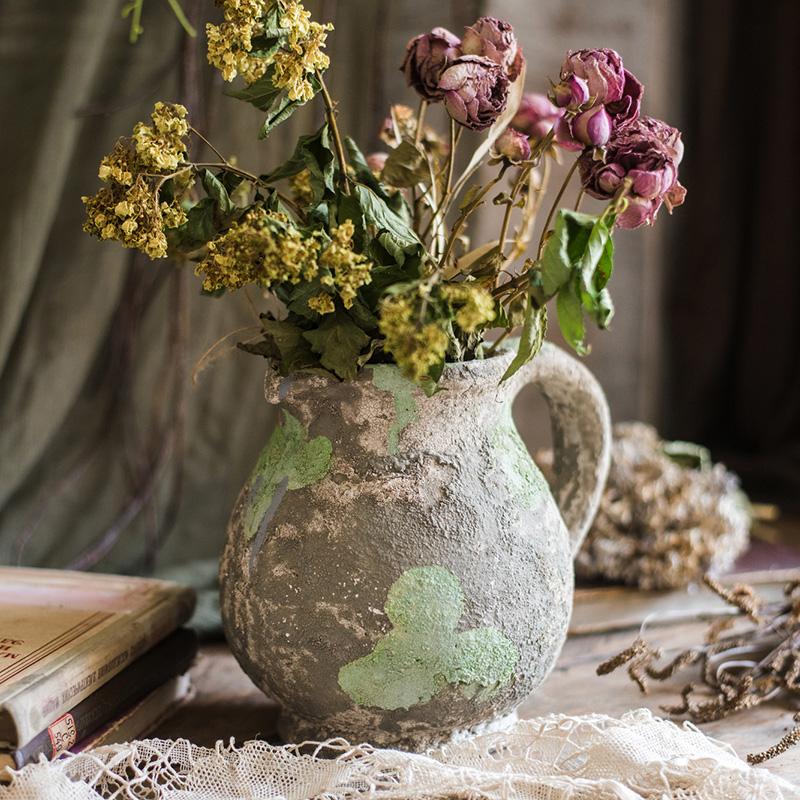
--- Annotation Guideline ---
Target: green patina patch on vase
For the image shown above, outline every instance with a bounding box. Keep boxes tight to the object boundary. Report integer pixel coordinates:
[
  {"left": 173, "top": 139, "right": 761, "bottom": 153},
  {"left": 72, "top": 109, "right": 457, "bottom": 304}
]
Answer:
[
  {"left": 371, "top": 365, "right": 418, "bottom": 455},
  {"left": 338, "top": 566, "right": 518, "bottom": 710},
  {"left": 242, "top": 410, "right": 332, "bottom": 541}
]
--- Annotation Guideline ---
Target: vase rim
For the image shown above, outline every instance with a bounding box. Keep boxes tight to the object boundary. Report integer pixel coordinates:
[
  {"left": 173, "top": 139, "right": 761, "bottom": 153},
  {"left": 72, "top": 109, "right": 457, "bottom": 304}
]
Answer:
[{"left": 264, "top": 344, "right": 523, "bottom": 402}]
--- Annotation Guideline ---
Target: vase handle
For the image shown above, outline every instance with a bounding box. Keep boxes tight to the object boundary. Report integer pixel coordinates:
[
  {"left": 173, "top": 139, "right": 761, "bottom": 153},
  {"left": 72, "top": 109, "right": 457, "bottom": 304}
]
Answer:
[{"left": 518, "top": 342, "right": 612, "bottom": 556}]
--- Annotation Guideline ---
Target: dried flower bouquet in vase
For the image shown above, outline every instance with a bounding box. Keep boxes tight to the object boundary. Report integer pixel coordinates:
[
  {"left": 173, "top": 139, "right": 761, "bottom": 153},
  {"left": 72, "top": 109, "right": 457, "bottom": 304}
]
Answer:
[
  {"left": 82, "top": 2, "right": 685, "bottom": 389},
  {"left": 80, "top": 2, "right": 687, "bottom": 748}
]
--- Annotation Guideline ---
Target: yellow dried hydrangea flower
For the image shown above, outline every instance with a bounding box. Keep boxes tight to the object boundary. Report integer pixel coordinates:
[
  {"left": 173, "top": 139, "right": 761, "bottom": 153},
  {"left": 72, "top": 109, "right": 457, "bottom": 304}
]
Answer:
[
  {"left": 98, "top": 141, "right": 137, "bottom": 185},
  {"left": 441, "top": 283, "right": 496, "bottom": 332},
  {"left": 206, "top": 0, "right": 270, "bottom": 84},
  {"left": 195, "top": 207, "right": 324, "bottom": 292},
  {"left": 82, "top": 103, "right": 192, "bottom": 260},
  {"left": 307, "top": 292, "right": 335, "bottom": 315},
  {"left": 288, "top": 168, "right": 314, "bottom": 205},
  {"left": 319, "top": 220, "right": 373, "bottom": 308},
  {"left": 132, "top": 102, "right": 189, "bottom": 172},
  {"left": 82, "top": 176, "right": 185, "bottom": 260},
  {"left": 378, "top": 294, "right": 449, "bottom": 383},
  {"left": 272, "top": 19, "right": 332, "bottom": 102}
]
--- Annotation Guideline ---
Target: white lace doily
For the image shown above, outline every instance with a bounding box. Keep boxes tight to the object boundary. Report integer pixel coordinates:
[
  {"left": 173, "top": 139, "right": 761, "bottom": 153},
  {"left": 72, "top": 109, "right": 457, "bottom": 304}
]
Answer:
[{"left": 1, "top": 709, "right": 797, "bottom": 799}]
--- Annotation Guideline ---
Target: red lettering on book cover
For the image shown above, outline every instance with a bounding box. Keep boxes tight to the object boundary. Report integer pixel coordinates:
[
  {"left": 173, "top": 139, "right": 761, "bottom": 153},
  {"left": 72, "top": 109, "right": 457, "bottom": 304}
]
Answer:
[{"left": 47, "top": 713, "right": 78, "bottom": 757}]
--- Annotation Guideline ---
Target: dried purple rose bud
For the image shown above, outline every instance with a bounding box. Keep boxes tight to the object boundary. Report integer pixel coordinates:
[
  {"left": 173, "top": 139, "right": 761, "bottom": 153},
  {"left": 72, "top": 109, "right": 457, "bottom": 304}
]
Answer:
[
  {"left": 552, "top": 74, "right": 590, "bottom": 108},
  {"left": 439, "top": 55, "right": 510, "bottom": 131},
  {"left": 578, "top": 115, "right": 686, "bottom": 229},
  {"left": 461, "top": 16, "right": 523, "bottom": 81},
  {"left": 572, "top": 104, "right": 612, "bottom": 147},
  {"left": 494, "top": 128, "right": 531, "bottom": 162},
  {"left": 366, "top": 152, "right": 389, "bottom": 174},
  {"left": 401, "top": 27, "right": 462, "bottom": 102},
  {"left": 512, "top": 92, "right": 563, "bottom": 141}
]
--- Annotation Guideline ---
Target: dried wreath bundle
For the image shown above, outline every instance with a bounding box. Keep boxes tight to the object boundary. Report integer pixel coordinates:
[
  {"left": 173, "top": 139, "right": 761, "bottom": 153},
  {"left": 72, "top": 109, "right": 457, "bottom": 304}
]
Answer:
[
  {"left": 573, "top": 422, "right": 751, "bottom": 589},
  {"left": 82, "top": 3, "right": 686, "bottom": 390},
  {"left": 597, "top": 575, "right": 800, "bottom": 764}
]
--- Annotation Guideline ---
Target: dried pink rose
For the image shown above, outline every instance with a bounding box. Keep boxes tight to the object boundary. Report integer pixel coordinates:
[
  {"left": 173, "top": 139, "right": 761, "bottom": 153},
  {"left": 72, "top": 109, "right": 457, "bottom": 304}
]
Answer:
[
  {"left": 461, "top": 17, "right": 524, "bottom": 81},
  {"left": 511, "top": 92, "right": 563, "bottom": 141},
  {"left": 579, "top": 115, "right": 686, "bottom": 228},
  {"left": 561, "top": 48, "right": 626, "bottom": 105},
  {"left": 556, "top": 48, "right": 643, "bottom": 128},
  {"left": 401, "top": 27, "right": 462, "bottom": 102},
  {"left": 439, "top": 55, "right": 509, "bottom": 131},
  {"left": 461, "top": 16, "right": 523, "bottom": 81},
  {"left": 494, "top": 128, "right": 531, "bottom": 162}
]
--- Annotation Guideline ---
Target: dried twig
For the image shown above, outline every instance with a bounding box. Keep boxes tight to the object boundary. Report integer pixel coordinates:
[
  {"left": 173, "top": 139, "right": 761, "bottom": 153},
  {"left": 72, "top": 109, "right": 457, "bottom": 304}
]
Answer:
[{"left": 597, "top": 575, "right": 800, "bottom": 763}]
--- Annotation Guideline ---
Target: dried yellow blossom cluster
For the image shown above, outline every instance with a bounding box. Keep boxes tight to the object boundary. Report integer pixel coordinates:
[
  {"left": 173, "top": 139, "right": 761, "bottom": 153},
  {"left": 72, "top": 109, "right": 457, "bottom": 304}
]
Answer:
[
  {"left": 288, "top": 168, "right": 314, "bottom": 205},
  {"left": 206, "top": 0, "right": 332, "bottom": 99},
  {"left": 195, "top": 208, "right": 323, "bottom": 292},
  {"left": 132, "top": 102, "right": 189, "bottom": 171},
  {"left": 307, "top": 292, "right": 335, "bottom": 315},
  {"left": 319, "top": 220, "right": 373, "bottom": 308},
  {"left": 82, "top": 176, "right": 187, "bottom": 260},
  {"left": 206, "top": 0, "right": 270, "bottom": 84},
  {"left": 82, "top": 105, "right": 191, "bottom": 260},
  {"left": 441, "top": 283, "right": 496, "bottom": 332},
  {"left": 272, "top": 14, "right": 332, "bottom": 101},
  {"left": 379, "top": 294, "right": 449, "bottom": 383}
]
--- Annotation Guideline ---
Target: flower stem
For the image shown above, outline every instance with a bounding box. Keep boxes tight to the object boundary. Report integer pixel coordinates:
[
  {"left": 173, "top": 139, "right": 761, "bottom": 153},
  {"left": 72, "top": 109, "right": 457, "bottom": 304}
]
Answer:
[
  {"left": 189, "top": 126, "right": 227, "bottom": 163},
  {"left": 415, "top": 99, "right": 428, "bottom": 146},
  {"left": 316, "top": 70, "right": 350, "bottom": 194},
  {"left": 537, "top": 157, "right": 580, "bottom": 256},
  {"left": 440, "top": 167, "right": 507, "bottom": 267}
]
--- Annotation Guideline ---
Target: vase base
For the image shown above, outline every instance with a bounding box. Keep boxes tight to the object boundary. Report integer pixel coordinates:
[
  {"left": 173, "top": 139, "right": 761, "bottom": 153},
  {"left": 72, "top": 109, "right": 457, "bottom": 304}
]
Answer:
[{"left": 276, "top": 706, "right": 521, "bottom": 752}]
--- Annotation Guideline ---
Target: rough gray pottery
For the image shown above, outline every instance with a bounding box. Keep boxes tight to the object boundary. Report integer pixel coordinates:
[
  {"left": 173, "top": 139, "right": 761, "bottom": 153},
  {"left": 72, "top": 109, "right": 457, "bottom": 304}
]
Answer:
[{"left": 220, "top": 343, "right": 611, "bottom": 749}]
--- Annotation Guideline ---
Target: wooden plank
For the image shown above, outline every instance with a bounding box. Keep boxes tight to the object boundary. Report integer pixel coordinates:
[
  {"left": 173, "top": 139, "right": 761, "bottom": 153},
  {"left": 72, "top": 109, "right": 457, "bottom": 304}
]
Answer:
[{"left": 570, "top": 569, "right": 800, "bottom": 635}]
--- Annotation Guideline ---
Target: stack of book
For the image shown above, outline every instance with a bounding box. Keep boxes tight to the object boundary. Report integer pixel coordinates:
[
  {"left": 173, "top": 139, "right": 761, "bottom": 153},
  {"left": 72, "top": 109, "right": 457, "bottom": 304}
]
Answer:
[{"left": 0, "top": 567, "right": 197, "bottom": 776}]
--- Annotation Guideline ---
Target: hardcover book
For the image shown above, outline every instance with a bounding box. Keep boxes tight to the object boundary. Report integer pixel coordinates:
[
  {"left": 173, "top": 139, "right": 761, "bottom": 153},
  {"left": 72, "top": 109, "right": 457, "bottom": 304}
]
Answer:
[
  {"left": 0, "top": 567, "right": 195, "bottom": 747},
  {"left": 0, "top": 627, "right": 198, "bottom": 771}
]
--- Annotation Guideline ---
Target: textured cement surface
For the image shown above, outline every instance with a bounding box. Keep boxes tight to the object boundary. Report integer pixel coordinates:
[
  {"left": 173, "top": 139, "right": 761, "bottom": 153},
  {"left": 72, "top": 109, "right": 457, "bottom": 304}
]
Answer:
[{"left": 220, "top": 344, "right": 611, "bottom": 749}]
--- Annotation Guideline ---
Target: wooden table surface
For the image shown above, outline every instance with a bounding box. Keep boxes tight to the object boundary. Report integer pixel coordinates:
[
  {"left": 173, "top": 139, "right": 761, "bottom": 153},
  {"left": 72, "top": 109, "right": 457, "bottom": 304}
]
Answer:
[{"left": 154, "top": 584, "right": 800, "bottom": 785}]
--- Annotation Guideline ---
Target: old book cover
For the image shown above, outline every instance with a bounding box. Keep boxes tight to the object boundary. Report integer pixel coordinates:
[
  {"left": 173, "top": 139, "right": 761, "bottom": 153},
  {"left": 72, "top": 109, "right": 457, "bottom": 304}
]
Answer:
[
  {"left": 0, "top": 567, "right": 195, "bottom": 747},
  {"left": 1, "top": 628, "right": 197, "bottom": 770}
]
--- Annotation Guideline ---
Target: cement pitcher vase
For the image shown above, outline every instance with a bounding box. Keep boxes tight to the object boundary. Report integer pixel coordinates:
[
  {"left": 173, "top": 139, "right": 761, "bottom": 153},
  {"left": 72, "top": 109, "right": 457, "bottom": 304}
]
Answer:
[{"left": 220, "top": 342, "right": 611, "bottom": 749}]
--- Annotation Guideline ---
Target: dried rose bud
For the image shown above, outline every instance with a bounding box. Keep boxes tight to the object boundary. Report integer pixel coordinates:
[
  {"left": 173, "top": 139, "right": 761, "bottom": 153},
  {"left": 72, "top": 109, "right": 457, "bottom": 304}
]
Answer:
[
  {"left": 512, "top": 92, "right": 563, "bottom": 141},
  {"left": 461, "top": 16, "right": 523, "bottom": 81},
  {"left": 366, "top": 152, "right": 389, "bottom": 174},
  {"left": 572, "top": 104, "right": 612, "bottom": 146},
  {"left": 551, "top": 74, "right": 590, "bottom": 108},
  {"left": 439, "top": 55, "right": 509, "bottom": 131},
  {"left": 401, "top": 27, "right": 462, "bottom": 102},
  {"left": 494, "top": 128, "right": 531, "bottom": 162},
  {"left": 579, "top": 115, "right": 686, "bottom": 228}
]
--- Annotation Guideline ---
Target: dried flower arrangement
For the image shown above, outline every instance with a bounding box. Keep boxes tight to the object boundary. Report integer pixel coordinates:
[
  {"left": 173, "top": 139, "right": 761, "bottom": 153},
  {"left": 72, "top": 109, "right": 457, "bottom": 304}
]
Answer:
[
  {"left": 82, "top": 1, "right": 685, "bottom": 390},
  {"left": 597, "top": 575, "right": 800, "bottom": 764},
  {"left": 572, "top": 423, "right": 751, "bottom": 589}
]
